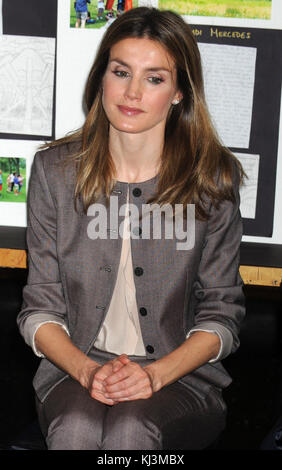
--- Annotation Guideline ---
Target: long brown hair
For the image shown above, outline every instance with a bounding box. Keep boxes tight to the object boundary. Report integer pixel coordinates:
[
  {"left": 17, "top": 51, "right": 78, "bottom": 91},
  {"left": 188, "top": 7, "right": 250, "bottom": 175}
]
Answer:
[{"left": 46, "top": 7, "right": 244, "bottom": 219}]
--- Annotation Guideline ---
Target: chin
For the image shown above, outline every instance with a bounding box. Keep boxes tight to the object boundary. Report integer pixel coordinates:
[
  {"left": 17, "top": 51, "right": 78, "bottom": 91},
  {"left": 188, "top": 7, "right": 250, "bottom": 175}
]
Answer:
[{"left": 112, "top": 122, "right": 148, "bottom": 134}]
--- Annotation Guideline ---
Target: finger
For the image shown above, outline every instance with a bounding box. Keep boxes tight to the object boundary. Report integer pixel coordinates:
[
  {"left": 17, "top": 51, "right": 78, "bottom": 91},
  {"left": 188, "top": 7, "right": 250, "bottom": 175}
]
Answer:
[
  {"left": 89, "top": 381, "right": 115, "bottom": 403},
  {"left": 117, "top": 354, "right": 130, "bottom": 365},
  {"left": 105, "top": 360, "right": 144, "bottom": 384},
  {"left": 104, "top": 374, "right": 140, "bottom": 393},
  {"left": 106, "top": 385, "right": 153, "bottom": 402},
  {"left": 103, "top": 365, "right": 132, "bottom": 385},
  {"left": 91, "top": 390, "right": 117, "bottom": 406},
  {"left": 94, "top": 361, "right": 117, "bottom": 381},
  {"left": 105, "top": 360, "right": 147, "bottom": 385},
  {"left": 111, "top": 355, "right": 130, "bottom": 372},
  {"left": 90, "top": 380, "right": 120, "bottom": 405},
  {"left": 112, "top": 359, "right": 126, "bottom": 373},
  {"left": 105, "top": 378, "right": 152, "bottom": 400}
]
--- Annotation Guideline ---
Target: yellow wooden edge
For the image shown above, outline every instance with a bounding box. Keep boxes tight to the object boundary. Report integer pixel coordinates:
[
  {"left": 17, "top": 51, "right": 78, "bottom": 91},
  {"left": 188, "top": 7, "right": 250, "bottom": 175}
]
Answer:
[
  {"left": 0, "top": 248, "right": 27, "bottom": 269},
  {"left": 0, "top": 249, "right": 282, "bottom": 287},
  {"left": 239, "top": 265, "right": 282, "bottom": 287}
]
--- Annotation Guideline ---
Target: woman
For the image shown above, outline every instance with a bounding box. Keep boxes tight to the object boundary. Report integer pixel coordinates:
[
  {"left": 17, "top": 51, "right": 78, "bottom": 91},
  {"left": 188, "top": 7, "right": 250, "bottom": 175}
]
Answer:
[{"left": 18, "top": 7, "right": 245, "bottom": 450}]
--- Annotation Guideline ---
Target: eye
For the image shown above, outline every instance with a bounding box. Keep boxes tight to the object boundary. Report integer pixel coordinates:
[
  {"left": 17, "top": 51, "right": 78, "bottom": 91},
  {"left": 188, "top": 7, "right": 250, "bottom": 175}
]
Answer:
[
  {"left": 148, "top": 76, "right": 164, "bottom": 85},
  {"left": 112, "top": 70, "right": 129, "bottom": 78}
]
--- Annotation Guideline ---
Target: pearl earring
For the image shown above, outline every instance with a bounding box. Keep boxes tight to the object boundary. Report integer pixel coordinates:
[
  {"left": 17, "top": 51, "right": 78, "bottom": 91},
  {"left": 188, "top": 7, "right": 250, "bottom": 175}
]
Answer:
[{"left": 172, "top": 99, "right": 180, "bottom": 105}]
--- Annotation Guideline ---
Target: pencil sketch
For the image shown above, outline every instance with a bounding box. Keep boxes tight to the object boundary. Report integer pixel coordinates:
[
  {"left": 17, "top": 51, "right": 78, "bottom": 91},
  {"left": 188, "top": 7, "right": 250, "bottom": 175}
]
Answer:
[{"left": 0, "top": 35, "right": 56, "bottom": 137}]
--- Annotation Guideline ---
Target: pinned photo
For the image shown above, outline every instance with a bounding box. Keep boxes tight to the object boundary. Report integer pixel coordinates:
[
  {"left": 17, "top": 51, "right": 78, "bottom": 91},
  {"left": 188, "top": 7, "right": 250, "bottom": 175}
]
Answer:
[
  {"left": 0, "top": 157, "right": 26, "bottom": 203},
  {"left": 158, "top": 0, "right": 272, "bottom": 20},
  {"left": 70, "top": 0, "right": 137, "bottom": 29}
]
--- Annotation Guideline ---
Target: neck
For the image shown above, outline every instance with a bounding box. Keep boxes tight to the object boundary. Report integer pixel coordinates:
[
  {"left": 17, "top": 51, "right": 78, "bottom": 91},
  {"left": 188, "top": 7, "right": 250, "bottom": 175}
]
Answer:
[{"left": 109, "top": 125, "right": 164, "bottom": 183}]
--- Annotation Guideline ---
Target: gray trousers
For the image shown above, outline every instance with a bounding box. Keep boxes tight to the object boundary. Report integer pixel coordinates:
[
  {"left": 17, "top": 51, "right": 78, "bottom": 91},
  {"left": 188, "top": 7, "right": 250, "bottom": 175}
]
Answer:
[{"left": 36, "top": 347, "right": 226, "bottom": 450}]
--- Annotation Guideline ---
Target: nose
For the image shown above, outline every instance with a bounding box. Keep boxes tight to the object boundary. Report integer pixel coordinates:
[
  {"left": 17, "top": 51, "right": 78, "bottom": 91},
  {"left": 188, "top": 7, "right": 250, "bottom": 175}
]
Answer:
[{"left": 124, "top": 76, "right": 142, "bottom": 101}]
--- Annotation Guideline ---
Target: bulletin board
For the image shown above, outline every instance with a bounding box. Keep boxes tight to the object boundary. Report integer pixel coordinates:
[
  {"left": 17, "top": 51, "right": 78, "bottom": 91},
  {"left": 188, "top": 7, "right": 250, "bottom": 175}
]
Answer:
[
  {"left": 0, "top": 0, "right": 282, "bottom": 269},
  {"left": 190, "top": 24, "right": 282, "bottom": 238}
]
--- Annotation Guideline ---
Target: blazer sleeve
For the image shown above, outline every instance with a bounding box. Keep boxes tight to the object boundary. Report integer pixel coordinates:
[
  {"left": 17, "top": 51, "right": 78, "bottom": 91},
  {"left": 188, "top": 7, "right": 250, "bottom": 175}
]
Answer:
[
  {"left": 187, "top": 166, "right": 245, "bottom": 361},
  {"left": 17, "top": 150, "right": 69, "bottom": 349}
]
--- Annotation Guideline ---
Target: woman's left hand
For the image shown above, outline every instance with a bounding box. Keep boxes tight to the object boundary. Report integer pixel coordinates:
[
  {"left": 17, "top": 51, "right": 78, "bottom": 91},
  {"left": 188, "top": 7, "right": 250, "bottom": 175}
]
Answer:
[{"left": 102, "top": 354, "right": 154, "bottom": 402}]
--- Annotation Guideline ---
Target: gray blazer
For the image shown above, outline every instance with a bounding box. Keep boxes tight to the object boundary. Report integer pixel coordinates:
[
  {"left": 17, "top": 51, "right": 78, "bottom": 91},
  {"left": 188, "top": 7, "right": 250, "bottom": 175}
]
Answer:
[{"left": 17, "top": 143, "right": 245, "bottom": 403}]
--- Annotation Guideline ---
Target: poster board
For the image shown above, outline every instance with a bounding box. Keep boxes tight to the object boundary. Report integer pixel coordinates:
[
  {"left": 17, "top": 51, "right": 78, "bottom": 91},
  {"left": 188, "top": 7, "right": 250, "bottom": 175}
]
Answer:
[
  {"left": 190, "top": 24, "right": 282, "bottom": 237},
  {"left": 0, "top": 0, "right": 282, "bottom": 260}
]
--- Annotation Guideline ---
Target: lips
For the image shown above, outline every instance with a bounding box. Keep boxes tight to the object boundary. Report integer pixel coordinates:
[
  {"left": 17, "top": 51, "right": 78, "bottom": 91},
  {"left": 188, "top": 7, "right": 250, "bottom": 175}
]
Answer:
[{"left": 117, "top": 105, "right": 144, "bottom": 116}]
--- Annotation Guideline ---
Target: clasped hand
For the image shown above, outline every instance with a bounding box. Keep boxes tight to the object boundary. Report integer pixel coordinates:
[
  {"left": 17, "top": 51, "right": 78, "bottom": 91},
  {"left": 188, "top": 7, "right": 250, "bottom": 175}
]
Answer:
[{"left": 87, "top": 354, "right": 154, "bottom": 405}]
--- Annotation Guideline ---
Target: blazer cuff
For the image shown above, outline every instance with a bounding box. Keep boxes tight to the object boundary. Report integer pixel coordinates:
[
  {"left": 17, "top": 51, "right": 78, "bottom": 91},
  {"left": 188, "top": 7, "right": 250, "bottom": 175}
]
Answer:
[
  {"left": 22, "top": 313, "right": 70, "bottom": 358},
  {"left": 186, "top": 321, "right": 233, "bottom": 362}
]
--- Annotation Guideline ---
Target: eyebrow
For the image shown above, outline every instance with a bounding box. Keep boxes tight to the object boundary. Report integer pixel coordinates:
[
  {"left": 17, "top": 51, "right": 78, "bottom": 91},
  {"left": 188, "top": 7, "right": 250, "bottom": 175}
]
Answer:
[{"left": 109, "top": 58, "right": 172, "bottom": 73}]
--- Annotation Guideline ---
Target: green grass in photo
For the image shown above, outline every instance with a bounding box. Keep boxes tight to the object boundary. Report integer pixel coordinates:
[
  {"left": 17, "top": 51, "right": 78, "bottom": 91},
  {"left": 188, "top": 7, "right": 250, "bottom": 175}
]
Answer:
[
  {"left": 158, "top": 0, "right": 272, "bottom": 20},
  {"left": 0, "top": 158, "right": 26, "bottom": 203},
  {"left": 70, "top": 1, "right": 138, "bottom": 29}
]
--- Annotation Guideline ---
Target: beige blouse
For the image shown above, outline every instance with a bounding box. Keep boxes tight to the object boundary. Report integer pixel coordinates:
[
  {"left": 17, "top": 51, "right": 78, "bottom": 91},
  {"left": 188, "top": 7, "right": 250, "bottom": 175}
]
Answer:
[{"left": 93, "top": 187, "right": 146, "bottom": 355}]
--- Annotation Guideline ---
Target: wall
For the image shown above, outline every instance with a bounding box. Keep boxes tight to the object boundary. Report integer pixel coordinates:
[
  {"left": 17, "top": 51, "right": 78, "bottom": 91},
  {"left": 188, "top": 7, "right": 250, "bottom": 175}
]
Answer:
[{"left": 0, "top": 0, "right": 281, "bottom": 246}]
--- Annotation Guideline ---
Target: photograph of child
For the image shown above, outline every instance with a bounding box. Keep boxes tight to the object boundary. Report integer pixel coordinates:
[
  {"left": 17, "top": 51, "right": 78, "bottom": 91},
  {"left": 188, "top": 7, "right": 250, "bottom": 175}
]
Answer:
[
  {"left": 0, "top": 157, "right": 26, "bottom": 203},
  {"left": 70, "top": 0, "right": 137, "bottom": 29}
]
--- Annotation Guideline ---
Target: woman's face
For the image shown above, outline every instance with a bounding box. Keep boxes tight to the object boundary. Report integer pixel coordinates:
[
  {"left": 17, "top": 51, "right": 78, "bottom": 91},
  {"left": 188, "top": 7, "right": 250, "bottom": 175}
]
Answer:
[{"left": 102, "top": 37, "right": 182, "bottom": 136}]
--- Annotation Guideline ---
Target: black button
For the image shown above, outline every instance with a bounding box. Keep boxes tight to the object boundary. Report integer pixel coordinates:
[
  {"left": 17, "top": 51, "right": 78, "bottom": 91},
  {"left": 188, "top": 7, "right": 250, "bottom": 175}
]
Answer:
[
  {"left": 146, "top": 345, "right": 154, "bottom": 354},
  {"left": 139, "top": 307, "right": 147, "bottom": 316},
  {"left": 133, "top": 187, "right": 142, "bottom": 197},
  {"left": 132, "top": 226, "right": 142, "bottom": 236},
  {"left": 196, "top": 291, "right": 205, "bottom": 299},
  {"left": 100, "top": 265, "right": 112, "bottom": 272},
  {"left": 134, "top": 267, "right": 143, "bottom": 276}
]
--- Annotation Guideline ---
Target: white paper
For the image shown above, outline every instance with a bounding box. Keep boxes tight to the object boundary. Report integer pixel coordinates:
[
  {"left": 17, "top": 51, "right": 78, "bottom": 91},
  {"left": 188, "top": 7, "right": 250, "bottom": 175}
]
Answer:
[
  {"left": 235, "top": 153, "right": 260, "bottom": 219},
  {"left": 0, "top": 35, "right": 56, "bottom": 136},
  {"left": 198, "top": 43, "right": 257, "bottom": 149}
]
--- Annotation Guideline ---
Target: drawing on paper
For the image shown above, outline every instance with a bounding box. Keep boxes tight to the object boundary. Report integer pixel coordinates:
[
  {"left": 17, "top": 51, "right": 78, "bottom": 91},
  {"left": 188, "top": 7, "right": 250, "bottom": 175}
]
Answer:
[
  {"left": 0, "top": 35, "right": 56, "bottom": 137},
  {"left": 198, "top": 43, "right": 257, "bottom": 149},
  {"left": 0, "top": 157, "right": 26, "bottom": 203}
]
